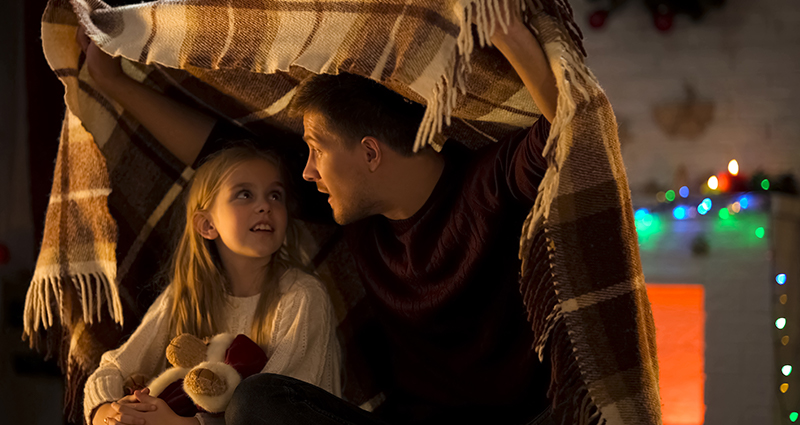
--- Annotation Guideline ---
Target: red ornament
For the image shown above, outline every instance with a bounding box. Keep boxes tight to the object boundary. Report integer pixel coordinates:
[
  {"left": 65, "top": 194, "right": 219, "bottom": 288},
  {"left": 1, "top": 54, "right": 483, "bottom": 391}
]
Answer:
[
  {"left": 589, "top": 10, "right": 609, "bottom": 29},
  {"left": 0, "top": 243, "right": 9, "bottom": 265},
  {"left": 654, "top": 9, "right": 674, "bottom": 32},
  {"left": 717, "top": 173, "right": 731, "bottom": 192}
]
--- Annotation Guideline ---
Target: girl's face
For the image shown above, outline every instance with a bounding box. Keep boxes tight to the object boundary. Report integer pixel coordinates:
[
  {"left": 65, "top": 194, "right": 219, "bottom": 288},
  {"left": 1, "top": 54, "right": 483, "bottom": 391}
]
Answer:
[{"left": 203, "top": 158, "right": 288, "bottom": 262}]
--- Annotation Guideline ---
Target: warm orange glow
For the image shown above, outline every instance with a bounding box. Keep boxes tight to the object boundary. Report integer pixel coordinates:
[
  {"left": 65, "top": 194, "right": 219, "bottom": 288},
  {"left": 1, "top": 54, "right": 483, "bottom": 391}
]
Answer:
[
  {"left": 717, "top": 173, "right": 730, "bottom": 192},
  {"left": 782, "top": 383, "right": 790, "bottom": 393},
  {"left": 784, "top": 336, "right": 791, "bottom": 346},
  {"left": 647, "top": 284, "right": 705, "bottom": 425}
]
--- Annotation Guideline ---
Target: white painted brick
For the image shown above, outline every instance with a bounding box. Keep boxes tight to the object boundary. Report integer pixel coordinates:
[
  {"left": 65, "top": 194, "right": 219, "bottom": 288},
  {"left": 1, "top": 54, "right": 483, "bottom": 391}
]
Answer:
[{"left": 572, "top": 0, "right": 800, "bottom": 191}]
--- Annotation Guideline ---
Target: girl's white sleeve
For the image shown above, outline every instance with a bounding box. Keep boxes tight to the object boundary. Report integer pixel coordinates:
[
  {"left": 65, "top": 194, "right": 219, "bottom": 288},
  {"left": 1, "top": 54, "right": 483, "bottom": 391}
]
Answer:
[
  {"left": 83, "top": 290, "right": 173, "bottom": 425},
  {"left": 263, "top": 273, "right": 342, "bottom": 397}
]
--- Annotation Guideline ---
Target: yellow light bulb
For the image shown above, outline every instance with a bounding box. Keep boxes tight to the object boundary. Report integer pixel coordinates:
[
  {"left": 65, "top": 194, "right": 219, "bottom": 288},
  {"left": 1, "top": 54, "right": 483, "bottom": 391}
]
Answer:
[
  {"left": 782, "top": 383, "right": 789, "bottom": 393},
  {"left": 728, "top": 159, "right": 739, "bottom": 176},
  {"left": 783, "top": 336, "right": 791, "bottom": 346},
  {"left": 781, "top": 294, "right": 788, "bottom": 305},
  {"left": 708, "top": 176, "right": 719, "bottom": 190}
]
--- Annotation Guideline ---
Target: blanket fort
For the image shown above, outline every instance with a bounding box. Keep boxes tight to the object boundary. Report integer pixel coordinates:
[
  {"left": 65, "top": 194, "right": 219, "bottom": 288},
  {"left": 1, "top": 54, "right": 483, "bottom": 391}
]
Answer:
[{"left": 25, "top": 0, "right": 661, "bottom": 423}]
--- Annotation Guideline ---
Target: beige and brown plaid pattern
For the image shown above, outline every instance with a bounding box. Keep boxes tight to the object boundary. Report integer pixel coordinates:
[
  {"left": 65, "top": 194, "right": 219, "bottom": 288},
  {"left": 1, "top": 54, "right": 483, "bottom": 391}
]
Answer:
[{"left": 27, "top": 0, "right": 660, "bottom": 423}]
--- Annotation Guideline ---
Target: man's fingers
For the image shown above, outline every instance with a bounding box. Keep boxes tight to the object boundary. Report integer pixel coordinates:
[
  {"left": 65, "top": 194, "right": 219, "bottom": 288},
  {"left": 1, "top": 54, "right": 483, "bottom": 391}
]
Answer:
[{"left": 76, "top": 26, "right": 90, "bottom": 52}]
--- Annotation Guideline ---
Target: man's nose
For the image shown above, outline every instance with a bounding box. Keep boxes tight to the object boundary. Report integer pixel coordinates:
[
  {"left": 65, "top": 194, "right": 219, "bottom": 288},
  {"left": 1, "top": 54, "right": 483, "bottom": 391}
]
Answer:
[{"left": 303, "top": 157, "right": 319, "bottom": 182}]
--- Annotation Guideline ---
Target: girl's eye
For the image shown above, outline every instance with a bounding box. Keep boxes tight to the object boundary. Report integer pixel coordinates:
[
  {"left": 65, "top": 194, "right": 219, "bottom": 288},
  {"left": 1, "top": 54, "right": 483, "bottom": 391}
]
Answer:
[
  {"left": 236, "top": 190, "right": 252, "bottom": 199},
  {"left": 269, "top": 191, "right": 284, "bottom": 201}
]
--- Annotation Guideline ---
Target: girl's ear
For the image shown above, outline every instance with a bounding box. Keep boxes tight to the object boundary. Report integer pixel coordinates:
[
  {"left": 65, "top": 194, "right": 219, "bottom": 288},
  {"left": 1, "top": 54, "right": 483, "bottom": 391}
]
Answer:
[{"left": 193, "top": 212, "right": 219, "bottom": 240}]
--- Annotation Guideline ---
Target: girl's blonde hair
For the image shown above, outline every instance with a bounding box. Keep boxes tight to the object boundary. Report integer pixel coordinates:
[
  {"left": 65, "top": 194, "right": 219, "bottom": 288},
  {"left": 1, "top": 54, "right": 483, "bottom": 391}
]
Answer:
[{"left": 167, "top": 144, "right": 307, "bottom": 346}]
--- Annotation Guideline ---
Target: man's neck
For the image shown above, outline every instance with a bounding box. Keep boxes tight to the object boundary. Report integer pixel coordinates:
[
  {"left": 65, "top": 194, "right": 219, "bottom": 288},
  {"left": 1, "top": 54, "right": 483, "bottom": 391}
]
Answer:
[{"left": 381, "top": 150, "right": 445, "bottom": 221}]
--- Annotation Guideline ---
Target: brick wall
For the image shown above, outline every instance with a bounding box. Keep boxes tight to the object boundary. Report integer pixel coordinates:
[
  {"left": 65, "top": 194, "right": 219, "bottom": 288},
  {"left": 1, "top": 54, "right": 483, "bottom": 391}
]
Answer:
[{"left": 573, "top": 0, "right": 800, "bottom": 192}]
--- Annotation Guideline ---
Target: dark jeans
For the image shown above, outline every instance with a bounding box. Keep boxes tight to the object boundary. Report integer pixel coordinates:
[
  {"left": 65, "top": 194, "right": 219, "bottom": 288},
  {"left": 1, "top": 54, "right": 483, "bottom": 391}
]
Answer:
[{"left": 225, "top": 374, "right": 553, "bottom": 425}]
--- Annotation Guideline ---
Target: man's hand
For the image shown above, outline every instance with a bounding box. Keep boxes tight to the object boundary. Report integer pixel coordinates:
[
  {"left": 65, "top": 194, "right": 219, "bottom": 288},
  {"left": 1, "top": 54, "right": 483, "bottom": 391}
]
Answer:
[
  {"left": 92, "top": 389, "right": 157, "bottom": 425},
  {"left": 477, "top": 2, "right": 559, "bottom": 123},
  {"left": 76, "top": 26, "right": 127, "bottom": 89},
  {"left": 72, "top": 24, "right": 216, "bottom": 166}
]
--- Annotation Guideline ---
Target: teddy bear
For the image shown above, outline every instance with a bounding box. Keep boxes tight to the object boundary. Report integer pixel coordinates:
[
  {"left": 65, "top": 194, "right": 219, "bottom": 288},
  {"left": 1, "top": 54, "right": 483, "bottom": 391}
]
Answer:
[{"left": 144, "top": 333, "right": 268, "bottom": 417}]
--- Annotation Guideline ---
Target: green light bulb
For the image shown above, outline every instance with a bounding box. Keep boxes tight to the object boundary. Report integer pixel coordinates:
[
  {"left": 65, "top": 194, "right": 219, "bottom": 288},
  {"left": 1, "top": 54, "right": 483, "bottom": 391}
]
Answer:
[
  {"left": 665, "top": 190, "right": 676, "bottom": 202},
  {"left": 755, "top": 227, "right": 765, "bottom": 239},
  {"left": 719, "top": 209, "right": 730, "bottom": 219},
  {"left": 761, "top": 179, "right": 770, "bottom": 190},
  {"left": 791, "top": 412, "right": 799, "bottom": 422},
  {"left": 783, "top": 365, "right": 793, "bottom": 376}
]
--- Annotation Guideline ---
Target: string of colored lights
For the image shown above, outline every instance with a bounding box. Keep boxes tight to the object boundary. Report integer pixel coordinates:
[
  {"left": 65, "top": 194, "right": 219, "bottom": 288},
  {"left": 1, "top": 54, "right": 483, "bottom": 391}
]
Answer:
[
  {"left": 776, "top": 267, "right": 794, "bottom": 422},
  {"left": 635, "top": 158, "right": 798, "bottom": 422}
]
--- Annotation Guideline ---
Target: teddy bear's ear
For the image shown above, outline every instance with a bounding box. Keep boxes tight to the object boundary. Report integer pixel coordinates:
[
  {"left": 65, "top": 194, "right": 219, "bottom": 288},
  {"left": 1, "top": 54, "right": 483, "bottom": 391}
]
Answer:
[{"left": 167, "top": 334, "right": 208, "bottom": 368}]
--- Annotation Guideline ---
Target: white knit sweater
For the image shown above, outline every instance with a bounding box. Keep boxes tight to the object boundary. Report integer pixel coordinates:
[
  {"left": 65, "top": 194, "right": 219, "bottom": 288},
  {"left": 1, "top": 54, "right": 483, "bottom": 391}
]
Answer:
[{"left": 83, "top": 268, "right": 341, "bottom": 425}]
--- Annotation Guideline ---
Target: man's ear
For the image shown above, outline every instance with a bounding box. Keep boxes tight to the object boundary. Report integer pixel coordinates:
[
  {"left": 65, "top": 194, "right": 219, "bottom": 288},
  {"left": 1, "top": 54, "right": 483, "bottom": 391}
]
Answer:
[
  {"left": 361, "top": 137, "right": 382, "bottom": 172},
  {"left": 193, "top": 212, "right": 219, "bottom": 240}
]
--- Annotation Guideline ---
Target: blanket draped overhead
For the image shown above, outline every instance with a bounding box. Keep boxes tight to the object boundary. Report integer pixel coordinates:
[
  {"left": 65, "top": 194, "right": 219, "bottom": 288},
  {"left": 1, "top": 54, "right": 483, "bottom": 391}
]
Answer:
[{"left": 26, "top": 0, "right": 661, "bottom": 423}]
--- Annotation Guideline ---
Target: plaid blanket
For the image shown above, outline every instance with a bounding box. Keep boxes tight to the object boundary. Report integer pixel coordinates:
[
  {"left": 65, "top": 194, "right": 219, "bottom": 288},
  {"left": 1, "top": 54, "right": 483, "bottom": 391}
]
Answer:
[{"left": 26, "top": 0, "right": 661, "bottom": 423}]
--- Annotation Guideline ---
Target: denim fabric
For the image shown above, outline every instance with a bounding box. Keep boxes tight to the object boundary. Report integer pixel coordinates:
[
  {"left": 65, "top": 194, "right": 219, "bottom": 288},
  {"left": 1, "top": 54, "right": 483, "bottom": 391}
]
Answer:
[
  {"left": 226, "top": 374, "right": 390, "bottom": 425},
  {"left": 226, "top": 373, "right": 554, "bottom": 425}
]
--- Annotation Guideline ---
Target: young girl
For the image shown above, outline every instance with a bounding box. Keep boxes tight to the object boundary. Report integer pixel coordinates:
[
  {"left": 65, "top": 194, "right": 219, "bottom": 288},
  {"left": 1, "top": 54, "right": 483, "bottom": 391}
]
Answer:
[{"left": 83, "top": 145, "right": 341, "bottom": 425}]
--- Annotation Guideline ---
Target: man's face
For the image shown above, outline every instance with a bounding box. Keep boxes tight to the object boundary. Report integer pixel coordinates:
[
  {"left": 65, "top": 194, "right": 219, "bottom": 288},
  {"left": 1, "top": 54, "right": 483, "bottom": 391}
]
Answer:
[{"left": 302, "top": 112, "right": 377, "bottom": 225}]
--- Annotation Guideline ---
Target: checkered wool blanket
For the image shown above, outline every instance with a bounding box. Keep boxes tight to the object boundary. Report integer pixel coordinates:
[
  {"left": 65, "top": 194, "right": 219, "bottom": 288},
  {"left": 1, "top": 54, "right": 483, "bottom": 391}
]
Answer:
[{"left": 25, "top": 0, "right": 661, "bottom": 423}]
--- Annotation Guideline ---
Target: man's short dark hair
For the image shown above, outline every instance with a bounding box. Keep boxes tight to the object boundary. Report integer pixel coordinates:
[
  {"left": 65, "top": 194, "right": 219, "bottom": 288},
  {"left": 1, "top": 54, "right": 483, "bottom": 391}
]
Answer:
[{"left": 288, "top": 73, "right": 426, "bottom": 156}]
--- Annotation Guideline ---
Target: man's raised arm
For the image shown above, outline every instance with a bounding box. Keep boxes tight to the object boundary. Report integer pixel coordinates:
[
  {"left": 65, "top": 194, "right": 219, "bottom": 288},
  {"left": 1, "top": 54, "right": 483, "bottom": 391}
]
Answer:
[
  {"left": 489, "top": 7, "right": 559, "bottom": 123},
  {"left": 78, "top": 28, "right": 215, "bottom": 166}
]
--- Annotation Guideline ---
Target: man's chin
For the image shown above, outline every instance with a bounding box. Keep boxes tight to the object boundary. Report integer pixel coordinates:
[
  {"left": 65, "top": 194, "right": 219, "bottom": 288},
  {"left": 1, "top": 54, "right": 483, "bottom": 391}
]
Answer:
[{"left": 332, "top": 208, "right": 368, "bottom": 226}]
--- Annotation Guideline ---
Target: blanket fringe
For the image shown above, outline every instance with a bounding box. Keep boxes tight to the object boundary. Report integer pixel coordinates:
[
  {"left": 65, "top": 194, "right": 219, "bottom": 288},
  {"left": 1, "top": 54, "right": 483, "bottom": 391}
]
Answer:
[
  {"left": 24, "top": 271, "right": 124, "bottom": 342},
  {"left": 521, "top": 225, "right": 603, "bottom": 424},
  {"left": 515, "top": 9, "right": 607, "bottom": 423},
  {"left": 414, "top": 0, "right": 593, "bottom": 154},
  {"left": 414, "top": 0, "right": 518, "bottom": 152},
  {"left": 519, "top": 0, "right": 598, "bottom": 244}
]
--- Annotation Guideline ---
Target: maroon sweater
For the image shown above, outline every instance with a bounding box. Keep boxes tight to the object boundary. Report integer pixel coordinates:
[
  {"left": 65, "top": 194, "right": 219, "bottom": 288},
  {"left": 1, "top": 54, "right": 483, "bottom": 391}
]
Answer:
[{"left": 345, "top": 119, "right": 552, "bottom": 425}]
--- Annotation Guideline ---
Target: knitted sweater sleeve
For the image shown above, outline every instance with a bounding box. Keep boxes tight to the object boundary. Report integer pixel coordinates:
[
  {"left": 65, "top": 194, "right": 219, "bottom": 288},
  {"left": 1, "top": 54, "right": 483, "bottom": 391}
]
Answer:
[
  {"left": 83, "top": 290, "right": 173, "bottom": 425},
  {"left": 263, "top": 271, "right": 342, "bottom": 397}
]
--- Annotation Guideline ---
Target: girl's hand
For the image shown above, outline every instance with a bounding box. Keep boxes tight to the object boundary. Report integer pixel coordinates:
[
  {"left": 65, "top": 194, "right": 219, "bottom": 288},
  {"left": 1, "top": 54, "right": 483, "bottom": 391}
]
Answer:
[
  {"left": 124, "top": 389, "right": 199, "bottom": 425},
  {"left": 92, "top": 389, "right": 157, "bottom": 425},
  {"left": 76, "top": 25, "right": 126, "bottom": 88}
]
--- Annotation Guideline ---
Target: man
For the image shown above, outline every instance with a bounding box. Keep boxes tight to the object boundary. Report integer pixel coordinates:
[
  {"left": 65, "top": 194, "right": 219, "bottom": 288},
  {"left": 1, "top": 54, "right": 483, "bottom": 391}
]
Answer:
[
  {"left": 231, "top": 7, "right": 559, "bottom": 422},
  {"left": 81, "top": 4, "right": 558, "bottom": 424}
]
